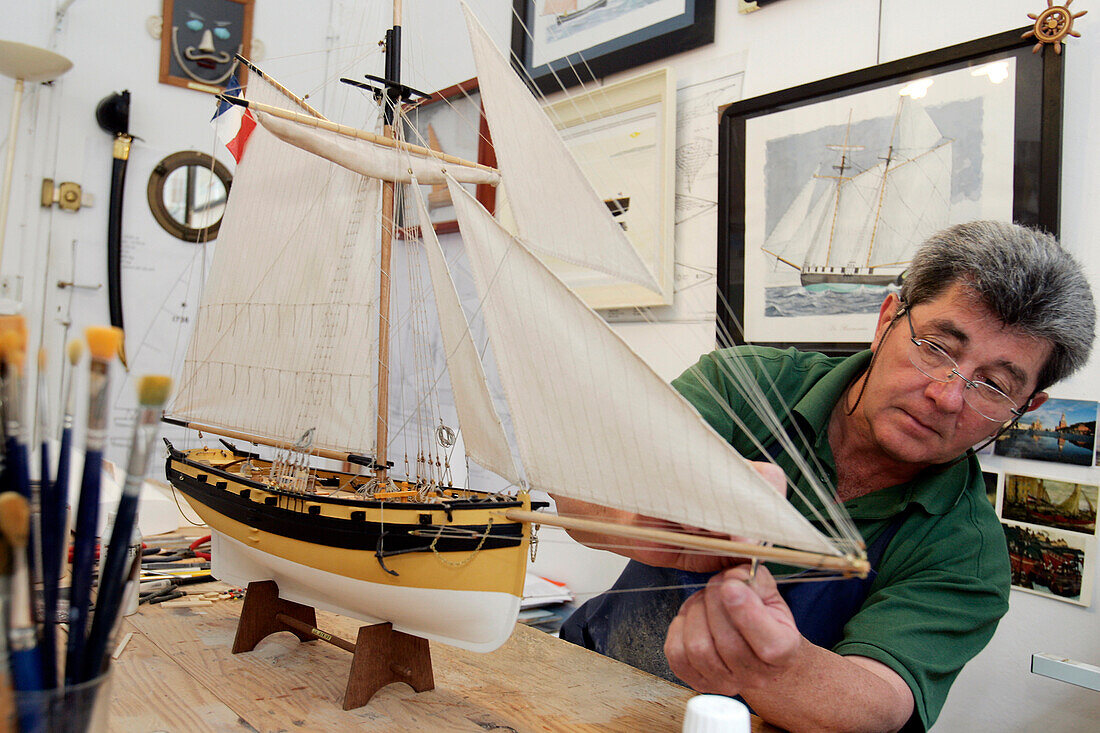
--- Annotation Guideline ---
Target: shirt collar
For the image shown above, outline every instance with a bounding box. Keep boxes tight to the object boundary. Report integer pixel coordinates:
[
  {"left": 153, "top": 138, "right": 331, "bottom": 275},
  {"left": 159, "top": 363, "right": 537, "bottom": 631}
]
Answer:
[{"left": 792, "top": 349, "right": 974, "bottom": 517}]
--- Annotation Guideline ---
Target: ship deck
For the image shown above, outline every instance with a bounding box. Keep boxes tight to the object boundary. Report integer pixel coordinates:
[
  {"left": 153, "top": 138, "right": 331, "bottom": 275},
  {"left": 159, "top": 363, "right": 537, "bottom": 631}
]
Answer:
[{"left": 105, "top": 572, "right": 780, "bottom": 731}]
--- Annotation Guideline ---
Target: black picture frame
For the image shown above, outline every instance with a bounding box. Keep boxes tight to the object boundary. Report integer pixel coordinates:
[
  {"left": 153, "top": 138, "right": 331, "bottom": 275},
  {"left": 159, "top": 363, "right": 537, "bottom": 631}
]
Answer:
[
  {"left": 511, "top": 0, "right": 715, "bottom": 94},
  {"left": 717, "top": 27, "right": 1063, "bottom": 356}
]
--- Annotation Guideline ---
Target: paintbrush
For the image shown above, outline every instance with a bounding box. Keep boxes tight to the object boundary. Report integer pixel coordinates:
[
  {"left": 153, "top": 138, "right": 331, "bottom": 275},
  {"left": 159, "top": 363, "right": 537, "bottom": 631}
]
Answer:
[
  {"left": 40, "top": 339, "right": 81, "bottom": 692},
  {"left": 63, "top": 326, "right": 122, "bottom": 686},
  {"left": 33, "top": 346, "right": 62, "bottom": 690},
  {"left": 0, "top": 491, "right": 44, "bottom": 729},
  {"left": 81, "top": 374, "right": 172, "bottom": 683},
  {"left": 1, "top": 321, "right": 31, "bottom": 503}
]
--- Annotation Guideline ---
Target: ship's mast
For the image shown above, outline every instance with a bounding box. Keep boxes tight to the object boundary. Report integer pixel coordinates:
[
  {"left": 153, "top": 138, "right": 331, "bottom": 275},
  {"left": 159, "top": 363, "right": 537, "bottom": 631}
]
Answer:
[
  {"left": 374, "top": 0, "right": 404, "bottom": 482},
  {"left": 865, "top": 98, "right": 903, "bottom": 268},
  {"left": 814, "top": 111, "right": 861, "bottom": 269}
]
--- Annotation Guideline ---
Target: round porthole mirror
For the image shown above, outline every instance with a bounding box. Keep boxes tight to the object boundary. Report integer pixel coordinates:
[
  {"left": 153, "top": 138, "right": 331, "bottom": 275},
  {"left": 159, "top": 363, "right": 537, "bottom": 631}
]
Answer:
[{"left": 147, "top": 151, "right": 231, "bottom": 242}]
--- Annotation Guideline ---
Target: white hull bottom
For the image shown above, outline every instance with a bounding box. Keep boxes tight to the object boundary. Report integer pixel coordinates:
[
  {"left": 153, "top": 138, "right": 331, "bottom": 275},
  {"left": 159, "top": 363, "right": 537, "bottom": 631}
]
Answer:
[{"left": 210, "top": 531, "right": 522, "bottom": 652}]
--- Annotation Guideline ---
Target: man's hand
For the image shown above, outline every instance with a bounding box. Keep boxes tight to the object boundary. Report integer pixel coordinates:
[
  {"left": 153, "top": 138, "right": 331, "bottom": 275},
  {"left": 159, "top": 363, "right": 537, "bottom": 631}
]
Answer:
[
  {"left": 664, "top": 564, "right": 915, "bottom": 732},
  {"left": 665, "top": 564, "right": 802, "bottom": 695}
]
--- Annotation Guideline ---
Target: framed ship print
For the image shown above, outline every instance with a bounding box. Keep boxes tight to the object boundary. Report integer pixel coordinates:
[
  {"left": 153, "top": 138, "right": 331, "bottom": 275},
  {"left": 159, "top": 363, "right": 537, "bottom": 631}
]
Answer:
[
  {"left": 718, "top": 27, "right": 1063, "bottom": 354},
  {"left": 511, "top": 0, "right": 714, "bottom": 94},
  {"left": 159, "top": 0, "right": 254, "bottom": 94}
]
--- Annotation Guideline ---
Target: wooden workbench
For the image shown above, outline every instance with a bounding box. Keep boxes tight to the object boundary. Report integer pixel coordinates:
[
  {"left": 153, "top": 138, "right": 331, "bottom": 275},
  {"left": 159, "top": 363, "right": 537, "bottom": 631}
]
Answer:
[{"left": 107, "top": 583, "right": 778, "bottom": 731}]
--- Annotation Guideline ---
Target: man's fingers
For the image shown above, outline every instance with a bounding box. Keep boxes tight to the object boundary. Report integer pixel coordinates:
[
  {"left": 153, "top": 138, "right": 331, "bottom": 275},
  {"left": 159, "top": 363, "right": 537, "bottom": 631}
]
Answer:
[
  {"left": 713, "top": 569, "right": 802, "bottom": 668},
  {"left": 666, "top": 592, "right": 738, "bottom": 695}
]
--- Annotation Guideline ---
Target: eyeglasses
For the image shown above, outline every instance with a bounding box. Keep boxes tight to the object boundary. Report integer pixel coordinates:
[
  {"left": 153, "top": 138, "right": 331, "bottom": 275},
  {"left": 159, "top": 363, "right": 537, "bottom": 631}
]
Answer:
[{"left": 901, "top": 306, "right": 1028, "bottom": 423}]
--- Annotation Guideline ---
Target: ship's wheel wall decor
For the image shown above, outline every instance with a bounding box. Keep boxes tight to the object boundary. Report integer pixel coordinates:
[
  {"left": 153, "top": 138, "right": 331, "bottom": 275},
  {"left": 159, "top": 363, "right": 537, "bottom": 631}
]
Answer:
[{"left": 1023, "top": 0, "right": 1087, "bottom": 54}]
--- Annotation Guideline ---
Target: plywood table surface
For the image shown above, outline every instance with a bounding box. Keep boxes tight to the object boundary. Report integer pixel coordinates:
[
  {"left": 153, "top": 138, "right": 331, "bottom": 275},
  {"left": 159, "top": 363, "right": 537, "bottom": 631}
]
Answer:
[{"left": 109, "top": 582, "right": 779, "bottom": 732}]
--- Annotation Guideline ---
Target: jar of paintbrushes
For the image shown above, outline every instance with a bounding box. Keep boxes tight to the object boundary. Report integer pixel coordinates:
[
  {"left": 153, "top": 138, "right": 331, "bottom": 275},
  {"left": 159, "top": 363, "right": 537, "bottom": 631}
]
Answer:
[{"left": 0, "top": 322, "right": 172, "bottom": 731}]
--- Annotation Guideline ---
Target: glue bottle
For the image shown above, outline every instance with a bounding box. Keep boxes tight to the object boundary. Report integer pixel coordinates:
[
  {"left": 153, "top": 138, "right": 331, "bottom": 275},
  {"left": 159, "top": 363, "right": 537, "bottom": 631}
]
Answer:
[{"left": 682, "top": 694, "right": 750, "bottom": 733}]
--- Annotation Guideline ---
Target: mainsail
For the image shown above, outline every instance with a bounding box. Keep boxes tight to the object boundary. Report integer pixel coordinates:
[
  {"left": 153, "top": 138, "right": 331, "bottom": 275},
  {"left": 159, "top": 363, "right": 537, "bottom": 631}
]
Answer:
[{"left": 171, "top": 73, "right": 383, "bottom": 457}]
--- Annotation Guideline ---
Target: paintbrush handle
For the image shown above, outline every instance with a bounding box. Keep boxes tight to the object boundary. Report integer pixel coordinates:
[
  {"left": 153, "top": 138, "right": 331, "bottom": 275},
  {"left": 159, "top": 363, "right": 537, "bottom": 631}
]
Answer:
[
  {"left": 38, "top": 434, "right": 64, "bottom": 690},
  {"left": 63, "top": 448, "right": 102, "bottom": 686},
  {"left": 80, "top": 492, "right": 138, "bottom": 682}
]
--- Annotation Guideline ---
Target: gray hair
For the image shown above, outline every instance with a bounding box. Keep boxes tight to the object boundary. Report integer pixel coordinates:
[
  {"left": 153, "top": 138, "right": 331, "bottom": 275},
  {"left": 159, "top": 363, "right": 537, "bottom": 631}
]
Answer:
[{"left": 900, "top": 221, "right": 1095, "bottom": 392}]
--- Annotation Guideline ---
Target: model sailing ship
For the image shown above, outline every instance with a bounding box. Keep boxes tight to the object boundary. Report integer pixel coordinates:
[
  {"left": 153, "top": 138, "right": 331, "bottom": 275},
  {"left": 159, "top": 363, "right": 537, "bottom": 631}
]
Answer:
[
  {"left": 762, "top": 96, "right": 953, "bottom": 289},
  {"left": 163, "top": 2, "right": 868, "bottom": 654}
]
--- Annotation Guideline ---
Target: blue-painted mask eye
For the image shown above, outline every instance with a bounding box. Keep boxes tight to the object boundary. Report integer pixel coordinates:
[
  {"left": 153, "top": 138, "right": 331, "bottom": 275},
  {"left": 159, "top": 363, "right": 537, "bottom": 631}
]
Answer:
[
  {"left": 213, "top": 27, "right": 231, "bottom": 40},
  {"left": 186, "top": 19, "right": 203, "bottom": 32}
]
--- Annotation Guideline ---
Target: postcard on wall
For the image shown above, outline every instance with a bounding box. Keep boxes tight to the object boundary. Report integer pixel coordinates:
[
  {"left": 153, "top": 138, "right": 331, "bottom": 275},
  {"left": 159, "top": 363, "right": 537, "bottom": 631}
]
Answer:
[
  {"left": 982, "top": 470, "right": 999, "bottom": 510},
  {"left": 1001, "top": 473, "right": 1097, "bottom": 536},
  {"left": 1002, "top": 520, "right": 1094, "bottom": 606},
  {"left": 993, "top": 397, "right": 1097, "bottom": 466}
]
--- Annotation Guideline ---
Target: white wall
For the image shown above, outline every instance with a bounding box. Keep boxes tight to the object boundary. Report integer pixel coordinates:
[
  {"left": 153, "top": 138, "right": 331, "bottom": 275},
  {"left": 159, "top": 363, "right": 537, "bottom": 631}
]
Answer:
[{"left": 3, "top": 1, "right": 1098, "bottom": 729}]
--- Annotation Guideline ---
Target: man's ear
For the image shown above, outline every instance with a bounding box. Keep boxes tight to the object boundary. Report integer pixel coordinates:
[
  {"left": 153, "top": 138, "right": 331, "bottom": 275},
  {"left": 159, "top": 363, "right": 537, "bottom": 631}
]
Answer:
[
  {"left": 871, "top": 293, "right": 902, "bottom": 351},
  {"left": 1024, "top": 392, "right": 1049, "bottom": 413}
]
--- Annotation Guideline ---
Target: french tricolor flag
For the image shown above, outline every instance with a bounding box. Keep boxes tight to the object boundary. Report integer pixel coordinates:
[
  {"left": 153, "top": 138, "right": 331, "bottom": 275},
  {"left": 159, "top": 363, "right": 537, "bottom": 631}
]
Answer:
[{"left": 211, "top": 74, "right": 256, "bottom": 163}]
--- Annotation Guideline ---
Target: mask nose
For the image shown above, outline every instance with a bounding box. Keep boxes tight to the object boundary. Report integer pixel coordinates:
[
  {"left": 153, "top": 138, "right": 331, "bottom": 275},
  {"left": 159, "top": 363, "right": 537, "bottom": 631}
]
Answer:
[{"left": 199, "top": 29, "right": 216, "bottom": 53}]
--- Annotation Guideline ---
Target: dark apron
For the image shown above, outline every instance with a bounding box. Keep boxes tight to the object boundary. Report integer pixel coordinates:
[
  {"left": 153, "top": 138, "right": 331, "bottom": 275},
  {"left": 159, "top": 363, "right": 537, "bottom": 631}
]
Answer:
[{"left": 560, "top": 514, "right": 903, "bottom": 683}]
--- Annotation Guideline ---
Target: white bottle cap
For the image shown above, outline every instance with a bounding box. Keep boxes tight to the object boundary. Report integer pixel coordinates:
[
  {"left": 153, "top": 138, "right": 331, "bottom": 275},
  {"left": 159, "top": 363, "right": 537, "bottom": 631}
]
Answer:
[{"left": 682, "top": 694, "right": 751, "bottom": 733}]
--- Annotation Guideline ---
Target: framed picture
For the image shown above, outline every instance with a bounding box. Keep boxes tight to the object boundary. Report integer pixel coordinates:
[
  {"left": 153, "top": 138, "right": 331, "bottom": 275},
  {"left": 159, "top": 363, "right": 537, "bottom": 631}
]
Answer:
[
  {"left": 1001, "top": 473, "right": 1097, "bottom": 536},
  {"left": 511, "top": 0, "right": 714, "bottom": 94},
  {"left": 532, "top": 66, "right": 677, "bottom": 308},
  {"left": 994, "top": 397, "right": 1098, "bottom": 467},
  {"left": 403, "top": 79, "right": 497, "bottom": 235},
  {"left": 718, "top": 27, "right": 1063, "bottom": 354},
  {"left": 159, "top": 0, "right": 254, "bottom": 94},
  {"left": 1002, "top": 520, "right": 1094, "bottom": 606}
]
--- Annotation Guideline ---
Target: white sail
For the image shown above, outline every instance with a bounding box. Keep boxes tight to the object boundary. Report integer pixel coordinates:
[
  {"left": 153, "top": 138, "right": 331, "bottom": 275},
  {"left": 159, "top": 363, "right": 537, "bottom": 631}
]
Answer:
[
  {"left": 448, "top": 177, "right": 838, "bottom": 555},
  {"left": 409, "top": 179, "right": 522, "bottom": 485},
  {"left": 819, "top": 163, "right": 887, "bottom": 268},
  {"left": 761, "top": 177, "right": 819, "bottom": 270},
  {"left": 171, "top": 72, "right": 382, "bottom": 456},
  {"left": 462, "top": 5, "right": 661, "bottom": 293},
  {"left": 866, "top": 144, "right": 952, "bottom": 267},
  {"left": 256, "top": 111, "right": 500, "bottom": 186}
]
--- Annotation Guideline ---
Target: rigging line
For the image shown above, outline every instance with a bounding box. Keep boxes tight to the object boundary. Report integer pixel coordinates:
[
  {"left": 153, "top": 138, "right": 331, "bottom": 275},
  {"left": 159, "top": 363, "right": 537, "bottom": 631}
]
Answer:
[
  {"left": 710, "top": 309, "right": 837, "bottom": 505},
  {"left": 400, "top": 178, "right": 442, "bottom": 483},
  {"left": 376, "top": 172, "right": 519, "bottom": 466},
  {"left": 675, "top": 354, "right": 855, "bottom": 548},
  {"left": 392, "top": 176, "right": 436, "bottom": 482},
  {"left": 708, "top": 335, "right": 859, "bottom": 548},
  {"left": 712, "top": 292, "right": 862, "bottom": 547}
]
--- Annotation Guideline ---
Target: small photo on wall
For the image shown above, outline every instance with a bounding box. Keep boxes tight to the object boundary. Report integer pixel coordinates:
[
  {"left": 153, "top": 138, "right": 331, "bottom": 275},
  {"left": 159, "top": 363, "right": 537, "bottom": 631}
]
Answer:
[
  {"left": 1002, "top": 474, "right": 1097, "bottom": 535},
  {"left": 1002, "top": 521, "right": 1093, "bottom": 606},
  {"left": 982, "top": 470, "right": 999, "bottom": 509},
  {"left": 993, "top": 397, "right": 1097, "bottom": 466}
]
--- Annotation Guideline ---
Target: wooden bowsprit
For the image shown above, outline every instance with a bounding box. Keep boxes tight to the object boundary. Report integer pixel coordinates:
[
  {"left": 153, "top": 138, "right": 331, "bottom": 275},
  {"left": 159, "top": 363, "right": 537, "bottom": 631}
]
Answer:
[{"left": 232, "top": 580, "right": 434, "bottom": 709}]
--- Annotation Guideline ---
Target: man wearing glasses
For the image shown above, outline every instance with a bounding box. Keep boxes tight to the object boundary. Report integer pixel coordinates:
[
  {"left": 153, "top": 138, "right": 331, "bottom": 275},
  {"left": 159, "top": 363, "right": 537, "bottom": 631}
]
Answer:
[{"left": 558, "top": 221, "right": 1095, "bottom": 732}]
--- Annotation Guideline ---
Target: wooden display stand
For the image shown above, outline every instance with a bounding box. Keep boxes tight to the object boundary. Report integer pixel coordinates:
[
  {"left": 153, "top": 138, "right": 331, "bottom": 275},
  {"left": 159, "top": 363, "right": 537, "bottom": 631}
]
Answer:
[{"left": 232, "top": 580, "right": 435, "bottom": 709}]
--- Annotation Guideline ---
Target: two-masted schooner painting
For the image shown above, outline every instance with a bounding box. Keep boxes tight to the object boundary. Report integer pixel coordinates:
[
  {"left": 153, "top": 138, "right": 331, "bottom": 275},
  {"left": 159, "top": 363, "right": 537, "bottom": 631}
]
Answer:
[
  {"left": 740, "top": 58, "right": 1019, "bottom": 345},
  {"left": 163, "top": 1, "right": 869, "bottom": 661}
]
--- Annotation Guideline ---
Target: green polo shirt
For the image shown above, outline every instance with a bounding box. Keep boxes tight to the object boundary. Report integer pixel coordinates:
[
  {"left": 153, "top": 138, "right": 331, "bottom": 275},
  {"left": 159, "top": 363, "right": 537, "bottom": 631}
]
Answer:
[{"left": 672, "top": 346, "right": 1010, "bottom": 731}]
